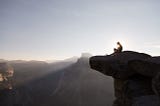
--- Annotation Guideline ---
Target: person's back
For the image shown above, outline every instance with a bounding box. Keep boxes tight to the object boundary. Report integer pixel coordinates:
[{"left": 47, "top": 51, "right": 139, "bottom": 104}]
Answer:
[
  {"left": 117, "top": 42, "right": 123, "bottom": 52},
  {"left": 114, "top": 42, "right": 123, "bottom": 53}
]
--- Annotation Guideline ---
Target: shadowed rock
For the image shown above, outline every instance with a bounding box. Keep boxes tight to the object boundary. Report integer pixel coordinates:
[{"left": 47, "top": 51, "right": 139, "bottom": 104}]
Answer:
[
  {"left": 129, "top": 57, "right": 160, "bottom": 77},
  {"left": 129, "top": 57, "right": 160, "bottom": 97},
  {"left": 89, "top": 51, "right": 160, "bottom": 106},
  {"left": 90, "top": 51, "right": 151, "bottom": 79}
]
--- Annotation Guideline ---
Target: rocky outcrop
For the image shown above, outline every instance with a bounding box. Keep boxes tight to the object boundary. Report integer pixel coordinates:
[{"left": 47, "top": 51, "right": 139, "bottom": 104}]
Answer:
[
  {"left": 89, "top": 51, "right": 160, "bottom": 106},
  {"left": 129, "top": 57, "right": 160, "bottom": 97}
]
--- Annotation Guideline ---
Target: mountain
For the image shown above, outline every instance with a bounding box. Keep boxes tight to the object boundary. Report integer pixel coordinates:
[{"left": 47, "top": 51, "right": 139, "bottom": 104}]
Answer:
[
  {"left": 0, "top": 56, "right": 114, "bottom": 106},
  {"left": 46, "top": 56, "right": 78, "bottom": 63}
]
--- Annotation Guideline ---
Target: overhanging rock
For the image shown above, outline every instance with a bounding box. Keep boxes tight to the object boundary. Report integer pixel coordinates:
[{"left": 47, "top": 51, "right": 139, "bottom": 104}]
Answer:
[{"left": 89, "top": 51, "right": 160, "bottom": 106}]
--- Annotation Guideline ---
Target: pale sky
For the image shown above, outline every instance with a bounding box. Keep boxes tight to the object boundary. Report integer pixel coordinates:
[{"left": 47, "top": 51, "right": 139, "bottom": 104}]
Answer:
[{"left": 1, "top": 0, "right": 160, "bottom": 60}]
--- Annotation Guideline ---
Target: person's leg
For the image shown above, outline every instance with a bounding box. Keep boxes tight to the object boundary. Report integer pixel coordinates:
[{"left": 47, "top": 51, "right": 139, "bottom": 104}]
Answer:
[{"left": 114, "top": 48, "right": 117, "bottom": 53}]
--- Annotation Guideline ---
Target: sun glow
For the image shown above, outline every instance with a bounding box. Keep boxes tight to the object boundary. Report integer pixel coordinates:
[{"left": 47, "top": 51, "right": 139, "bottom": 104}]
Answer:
[{"left": 107, "top": 35, "right": 132, "bottom": 53}]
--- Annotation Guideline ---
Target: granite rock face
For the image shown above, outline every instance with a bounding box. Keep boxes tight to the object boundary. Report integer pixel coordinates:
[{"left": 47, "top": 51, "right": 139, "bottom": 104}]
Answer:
[{"left": 89, "top": 51, "right": 160, "bottom": 106}]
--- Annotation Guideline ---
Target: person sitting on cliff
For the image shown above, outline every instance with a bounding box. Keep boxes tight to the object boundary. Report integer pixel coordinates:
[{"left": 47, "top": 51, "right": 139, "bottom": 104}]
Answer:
[{"left": 114, "top": 42, "right": 123, "bottom": 53}]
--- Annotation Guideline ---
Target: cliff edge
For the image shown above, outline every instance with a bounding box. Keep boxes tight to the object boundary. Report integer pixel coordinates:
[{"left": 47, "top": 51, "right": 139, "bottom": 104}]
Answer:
[{"left": 89, "top": 51, "right": 160, "bottom": 106}]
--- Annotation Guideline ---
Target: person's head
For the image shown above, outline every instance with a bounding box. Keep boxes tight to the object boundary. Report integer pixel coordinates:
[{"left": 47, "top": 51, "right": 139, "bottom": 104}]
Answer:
[{"left": 117, "top": 42, "right": 120, "bottom": 45}]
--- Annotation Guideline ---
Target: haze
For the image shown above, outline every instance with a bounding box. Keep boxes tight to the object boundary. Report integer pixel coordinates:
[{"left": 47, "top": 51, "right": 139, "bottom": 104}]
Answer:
[{"left": 1, "top": 0, "right": 160, "bottom": 60}]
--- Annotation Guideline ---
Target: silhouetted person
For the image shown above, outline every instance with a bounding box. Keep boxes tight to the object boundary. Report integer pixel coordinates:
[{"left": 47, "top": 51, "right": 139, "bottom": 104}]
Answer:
[{"left": 114, "top": 42, "right": 123, "bottom": 53}]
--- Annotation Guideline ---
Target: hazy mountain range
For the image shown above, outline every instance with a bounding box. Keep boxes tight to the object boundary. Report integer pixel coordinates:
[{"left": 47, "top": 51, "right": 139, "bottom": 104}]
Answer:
[{"left": 0, "top": 54, "right": 114, "bottom": 106}]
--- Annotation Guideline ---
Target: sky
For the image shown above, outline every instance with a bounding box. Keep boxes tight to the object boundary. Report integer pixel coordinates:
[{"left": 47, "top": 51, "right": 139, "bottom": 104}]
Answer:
[{"left": 0, "top": 0, "right": 160, "bottom": 60}]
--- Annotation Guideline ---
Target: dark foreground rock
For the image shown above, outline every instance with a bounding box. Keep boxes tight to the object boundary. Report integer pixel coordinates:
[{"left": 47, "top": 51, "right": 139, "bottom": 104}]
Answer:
[{"left": 90, "top": 51, "right": 160, "bottom": 106}]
